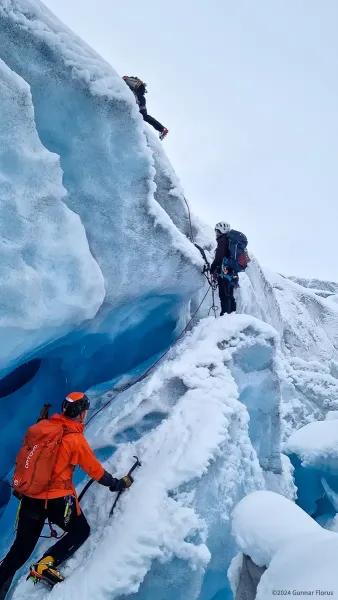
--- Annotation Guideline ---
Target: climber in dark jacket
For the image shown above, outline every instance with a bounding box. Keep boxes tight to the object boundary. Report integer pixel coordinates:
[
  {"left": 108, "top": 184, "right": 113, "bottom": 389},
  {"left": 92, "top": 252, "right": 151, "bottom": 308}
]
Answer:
[
  {"left": 210, "top": 222, "right": 237, "bottom": 316},
  {"left": 122, "top": 76, "right": 168, "bottom": 140}
]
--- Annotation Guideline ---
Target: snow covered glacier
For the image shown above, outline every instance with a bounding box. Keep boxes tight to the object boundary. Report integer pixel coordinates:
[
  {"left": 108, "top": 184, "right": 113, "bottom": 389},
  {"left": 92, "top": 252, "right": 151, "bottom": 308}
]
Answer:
[
  {"left": 0, "top": 0, "right": 204, "bottom": 481},
  {"left": 1, "top": 1, "right": 338, "bottom": 600}
]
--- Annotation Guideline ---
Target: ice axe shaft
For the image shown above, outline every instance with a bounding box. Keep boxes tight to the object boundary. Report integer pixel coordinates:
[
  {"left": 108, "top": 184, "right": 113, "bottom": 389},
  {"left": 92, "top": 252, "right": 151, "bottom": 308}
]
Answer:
[{"left": 109, "top": 456, "right": 141, "bottom": 516}]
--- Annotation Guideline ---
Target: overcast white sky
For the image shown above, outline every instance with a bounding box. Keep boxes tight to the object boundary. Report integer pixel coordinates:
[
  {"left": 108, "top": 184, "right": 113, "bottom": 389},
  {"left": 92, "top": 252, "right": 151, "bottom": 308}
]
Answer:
[{"left": 44, "top": 0, "right": 338, "bottom": 280}]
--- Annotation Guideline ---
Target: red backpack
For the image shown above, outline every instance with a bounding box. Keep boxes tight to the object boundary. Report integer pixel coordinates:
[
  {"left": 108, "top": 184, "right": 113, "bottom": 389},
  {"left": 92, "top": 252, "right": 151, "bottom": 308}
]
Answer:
[{"left": 12, "top": 419, "right": 69, "bottom": 497}]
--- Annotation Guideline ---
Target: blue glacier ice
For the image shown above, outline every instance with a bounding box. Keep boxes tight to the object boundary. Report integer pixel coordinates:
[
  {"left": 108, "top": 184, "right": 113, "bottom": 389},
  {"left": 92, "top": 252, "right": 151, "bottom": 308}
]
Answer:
[
  {"left": 0, "top": 0, "right": 203, "bottom": 483},
  {"left": 284, "top": 415, "right": 338, "bottom": 526},
  {"left": 1, "top": 1, "right": 338, "bottom": 599}
]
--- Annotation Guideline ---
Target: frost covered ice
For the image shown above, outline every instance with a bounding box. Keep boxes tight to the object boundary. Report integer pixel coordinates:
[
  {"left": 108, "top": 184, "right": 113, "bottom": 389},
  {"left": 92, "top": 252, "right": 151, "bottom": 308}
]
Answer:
[
  {"left": 9, "top": 315, "right": 283, "bottom": 600},
  {"left": 240, "top": 260, "right": 338, "bottom": 440},
  {"left": 284, "top": 420, "right": 338, "bottom": 521},
  {"left": 1, "top": 0, "right": 338, "bottom": 599},
  {"left": 0, "top": 0, "right": 204, "bottom": 487},
  {"left": 286, "top": 420, "right": 338, "bottom": 467},
  {"left": 230, "top": 490, "right": 338, "bottom": 599},
  {"left": 0, "top": 54, "right": 104, "bottom": 369}
]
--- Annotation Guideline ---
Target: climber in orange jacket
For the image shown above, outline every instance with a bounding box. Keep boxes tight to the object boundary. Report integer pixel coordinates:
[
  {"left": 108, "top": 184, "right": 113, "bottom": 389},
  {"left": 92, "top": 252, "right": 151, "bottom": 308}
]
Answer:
[{"left": 0, "top": 392, "right": 133, "bottom": 598}]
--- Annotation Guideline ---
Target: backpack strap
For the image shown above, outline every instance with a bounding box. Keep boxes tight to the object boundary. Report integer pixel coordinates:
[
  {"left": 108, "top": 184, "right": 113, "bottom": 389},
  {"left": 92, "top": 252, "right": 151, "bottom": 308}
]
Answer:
[{"left": 44, "top": 427, "right": 78, "bottom": 509}]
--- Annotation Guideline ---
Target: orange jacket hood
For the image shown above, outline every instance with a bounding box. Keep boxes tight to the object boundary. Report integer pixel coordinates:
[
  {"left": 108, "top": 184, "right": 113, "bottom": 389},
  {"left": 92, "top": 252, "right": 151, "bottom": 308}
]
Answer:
[{"left": 49, "top": 413, "right": 85, "bottom": 433}]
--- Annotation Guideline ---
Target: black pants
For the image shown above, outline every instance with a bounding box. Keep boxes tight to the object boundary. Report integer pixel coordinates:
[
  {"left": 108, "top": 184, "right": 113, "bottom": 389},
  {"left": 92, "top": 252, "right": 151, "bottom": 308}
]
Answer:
[
  {"left": 140, "top": 108, "right": 164, "bottom": 133},
  {"left": 218, "top": 276, "right": 236, "bottom": 315},
  {"left": 0, "top": 495, "right": 90, "bottom": 597}
]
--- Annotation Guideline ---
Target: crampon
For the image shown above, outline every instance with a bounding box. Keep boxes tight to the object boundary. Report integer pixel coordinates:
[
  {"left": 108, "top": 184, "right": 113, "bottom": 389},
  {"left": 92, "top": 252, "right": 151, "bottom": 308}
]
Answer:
[{"left": 28, "top": 564, "right": 64, "bottom": 588}]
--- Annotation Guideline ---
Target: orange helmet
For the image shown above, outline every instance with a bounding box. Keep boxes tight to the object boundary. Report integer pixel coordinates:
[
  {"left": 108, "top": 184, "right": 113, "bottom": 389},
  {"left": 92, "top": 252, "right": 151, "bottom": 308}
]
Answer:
[{"left": 62, "top": 392, "right": 90, "bottom": 418}]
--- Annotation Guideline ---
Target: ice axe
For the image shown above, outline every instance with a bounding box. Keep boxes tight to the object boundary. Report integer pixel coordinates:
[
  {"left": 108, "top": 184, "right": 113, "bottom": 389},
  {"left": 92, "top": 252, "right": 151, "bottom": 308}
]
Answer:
[{"left": 109, "top": 455, "right": 141, "bottom": 516}]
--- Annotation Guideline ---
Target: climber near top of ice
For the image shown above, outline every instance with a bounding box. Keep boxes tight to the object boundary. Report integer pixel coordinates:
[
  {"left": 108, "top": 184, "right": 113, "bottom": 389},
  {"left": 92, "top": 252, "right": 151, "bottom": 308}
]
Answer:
[
  {"left": 0, "top": 392, "right": 134, "bottom": 599},
  {"left": 123, "top": 76, "right": 169, "bottom": 140},
  {"left": 210, "top": 222, "right": 250, "bottom": 316}
]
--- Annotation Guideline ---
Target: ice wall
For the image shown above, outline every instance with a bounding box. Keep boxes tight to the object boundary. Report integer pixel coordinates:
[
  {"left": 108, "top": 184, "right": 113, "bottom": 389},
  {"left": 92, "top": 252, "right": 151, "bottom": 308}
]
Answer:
[
  {"left": 239, "top": 261, "right": 338, "bottom": 438},
  {"left": 9, "top": 316, "right": 285, "bottom": 600},
  {"left": 0, "top": 0, "right": 205, "bottom": 486},
  {"left": 1, "top": 2, "right": 338, "bottom": 600}
]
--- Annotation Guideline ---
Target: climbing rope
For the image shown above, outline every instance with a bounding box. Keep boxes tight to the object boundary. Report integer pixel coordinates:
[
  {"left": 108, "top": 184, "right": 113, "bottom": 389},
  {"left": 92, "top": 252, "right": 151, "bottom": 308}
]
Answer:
[
  {"left": 193, "top": 243, "right": 219, "bottom": 319},
  {"left": 0, "top": 254, "right": 213, "bottom": 542},
  {"left": 0, "top": 196, "right": 215, "bottom": 549},
  {"left": 181, "top": 195, "right": 219, "bottom": 320},
  {"left": 85, "top": 191, "right": 220, "bottom": 427},
  {"left": 86, "top": 286, "right": 211, "bottom": 426},
  {"left": 183, "top": 195, "right": 195, "bottom": 244},
  {"left": 66, "top": 288, "right": 212, "bottom": 507}
]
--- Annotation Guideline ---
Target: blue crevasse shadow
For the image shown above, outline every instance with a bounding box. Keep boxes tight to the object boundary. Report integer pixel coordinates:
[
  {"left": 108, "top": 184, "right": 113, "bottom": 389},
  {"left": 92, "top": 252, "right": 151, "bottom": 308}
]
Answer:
[
  {"left": 0, "top": 293, "right": 181, "bottom": 528},
  {"left": 286, "top": 451, "right": 338, "bottom": 522}
]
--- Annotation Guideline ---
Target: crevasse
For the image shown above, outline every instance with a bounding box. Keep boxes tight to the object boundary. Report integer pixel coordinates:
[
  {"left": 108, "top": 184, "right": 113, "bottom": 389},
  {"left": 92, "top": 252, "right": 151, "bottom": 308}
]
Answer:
[{"left": 1, "top": 2, "right": 338, "bottom": 600}]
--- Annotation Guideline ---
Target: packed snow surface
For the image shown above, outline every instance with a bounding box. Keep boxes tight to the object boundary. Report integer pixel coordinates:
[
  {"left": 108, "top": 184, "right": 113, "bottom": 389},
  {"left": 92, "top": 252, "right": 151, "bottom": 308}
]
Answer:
[
  {"left": 284, "top": 418, "right": 338, "bottom": 520},
  {"left": 232, "top": 490, "right": 327, "bottom": 567},
  {"left": 1, "top": 0, "right": 338, "bottom": 599},
  {"left": 9, "top": 315, "right": 279, "bottom": 600},
  {"left": 285, "top": 420, "right": 338, "bottom": 466},
  {"left": 231, "top": 491, "right": 338, "bottom": 599}
]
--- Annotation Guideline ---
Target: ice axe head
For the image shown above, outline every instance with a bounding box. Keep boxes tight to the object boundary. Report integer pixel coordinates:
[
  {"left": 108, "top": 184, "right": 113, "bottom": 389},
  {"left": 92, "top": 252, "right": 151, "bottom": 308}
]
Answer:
[{"left": 128, "top": 456, "right": 141, "bottom": 476}]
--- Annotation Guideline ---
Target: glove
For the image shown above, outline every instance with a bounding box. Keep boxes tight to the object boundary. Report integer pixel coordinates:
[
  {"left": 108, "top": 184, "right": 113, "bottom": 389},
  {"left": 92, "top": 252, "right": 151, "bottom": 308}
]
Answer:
[
  {"left": 211, "top": 273, "right": 218, "bottom": 281},
  {"left": 109, "top": 474, "right": 133, "bottom": 492}
]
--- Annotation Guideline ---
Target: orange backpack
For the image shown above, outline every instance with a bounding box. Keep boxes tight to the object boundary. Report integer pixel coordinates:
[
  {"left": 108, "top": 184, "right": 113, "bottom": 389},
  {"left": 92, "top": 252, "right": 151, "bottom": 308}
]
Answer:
[{"left": 12, "top": 419, "right": 69, "bottom": 497}]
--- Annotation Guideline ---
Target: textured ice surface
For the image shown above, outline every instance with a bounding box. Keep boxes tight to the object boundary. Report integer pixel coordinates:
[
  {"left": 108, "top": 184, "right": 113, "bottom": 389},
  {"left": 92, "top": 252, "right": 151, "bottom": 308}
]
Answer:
[
  {"left": 1, "top": 1, "right": 338, "bottom": 599},
  {"left": 230, "top": 491, "right": 338, "bottom": 599},
  {"left": 286, "top": 420, "right": 338, "bottom": 467},
  {"left": 0, "top": 55, "right": 104, "bottom": 369},
  {"left": 284, "top": 420, "right": 338, "bottom": 519},
  {"left": 0, "top": 0, "right": 205, "bottom": 486},
  {"left": 10, "top": 316, "right": 281, "bottom": 600}
]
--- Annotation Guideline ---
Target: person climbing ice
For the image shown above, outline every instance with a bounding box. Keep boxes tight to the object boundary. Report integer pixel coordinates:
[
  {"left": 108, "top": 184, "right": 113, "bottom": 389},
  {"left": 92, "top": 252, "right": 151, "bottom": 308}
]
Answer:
[
  {"left": 123, "top": 76, "right": 169, "bottom": 140},
  {"left": 210, "top": 222, "right": 250, "bottom": 316},
  {"left": 0, "top": 392, "right": 133, "bottom": 599}
]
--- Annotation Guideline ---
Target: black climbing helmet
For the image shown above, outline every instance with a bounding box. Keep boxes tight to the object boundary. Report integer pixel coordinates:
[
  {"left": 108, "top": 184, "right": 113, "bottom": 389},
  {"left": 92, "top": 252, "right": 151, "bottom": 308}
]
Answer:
[{"left": 62, "top": 392, "right": 90, "bottom": 418}]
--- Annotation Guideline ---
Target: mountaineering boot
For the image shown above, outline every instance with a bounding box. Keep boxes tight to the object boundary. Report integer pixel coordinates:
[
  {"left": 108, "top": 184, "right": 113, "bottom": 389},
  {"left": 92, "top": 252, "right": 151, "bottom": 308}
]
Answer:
[
  {"left": 159, "top": 128, "right": 168, "bottom": 140},
  {"left": 29, "top": 555, "right": 64, "bottom": 587}
]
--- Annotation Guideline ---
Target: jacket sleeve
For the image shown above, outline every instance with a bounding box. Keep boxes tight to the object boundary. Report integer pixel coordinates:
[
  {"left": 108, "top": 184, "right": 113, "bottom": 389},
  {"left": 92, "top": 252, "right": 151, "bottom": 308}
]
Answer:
[
  {"left": 75, "top": 436, "right": 105, "bottom": 481},
  {"left": 97, "top": 469, "right": 120, "bottom": 489},
  {"left": 210, "top": 236, "right": 228, "bottom": 273}
]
